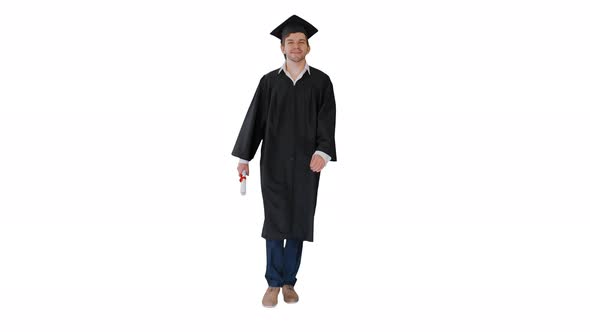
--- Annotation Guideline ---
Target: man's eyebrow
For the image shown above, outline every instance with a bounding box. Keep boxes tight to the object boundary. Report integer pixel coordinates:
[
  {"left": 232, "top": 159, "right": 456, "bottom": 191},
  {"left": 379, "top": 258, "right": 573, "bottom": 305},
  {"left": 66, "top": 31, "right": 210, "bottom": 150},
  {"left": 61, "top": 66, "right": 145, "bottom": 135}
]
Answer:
[{"left": 286, "top": 38, "right": 306, "bottom": 42}]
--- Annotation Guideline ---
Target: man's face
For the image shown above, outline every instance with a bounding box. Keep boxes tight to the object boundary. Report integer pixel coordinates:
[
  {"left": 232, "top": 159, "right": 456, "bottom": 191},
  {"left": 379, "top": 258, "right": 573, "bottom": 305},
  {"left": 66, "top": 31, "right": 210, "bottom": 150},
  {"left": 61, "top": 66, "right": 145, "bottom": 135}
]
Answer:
[{"left": 281, "top": 32, "right": 310, "bottom": 62}]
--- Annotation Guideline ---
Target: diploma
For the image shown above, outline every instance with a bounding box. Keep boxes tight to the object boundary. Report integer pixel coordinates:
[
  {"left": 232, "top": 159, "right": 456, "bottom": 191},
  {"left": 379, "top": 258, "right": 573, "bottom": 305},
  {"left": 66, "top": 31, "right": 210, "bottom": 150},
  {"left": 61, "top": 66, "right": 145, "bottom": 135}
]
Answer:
[{"left": 240, "top": 170, "right": 247, "bottom": 195}]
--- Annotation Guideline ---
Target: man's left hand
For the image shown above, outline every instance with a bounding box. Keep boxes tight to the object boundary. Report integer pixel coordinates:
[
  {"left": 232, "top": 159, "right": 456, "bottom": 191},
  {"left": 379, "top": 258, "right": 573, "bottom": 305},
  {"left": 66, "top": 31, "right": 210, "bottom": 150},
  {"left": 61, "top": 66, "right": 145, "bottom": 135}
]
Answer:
[{"left": 309, "top": 154, "right": 326, "bottom": 172}]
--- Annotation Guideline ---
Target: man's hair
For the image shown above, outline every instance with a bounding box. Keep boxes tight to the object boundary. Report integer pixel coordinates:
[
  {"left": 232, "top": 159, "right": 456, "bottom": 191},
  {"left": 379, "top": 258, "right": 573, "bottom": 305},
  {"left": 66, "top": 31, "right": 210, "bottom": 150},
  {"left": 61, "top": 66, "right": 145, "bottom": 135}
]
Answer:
[{"left": 281, "top": 33, "right": 310, "bottom": 60}]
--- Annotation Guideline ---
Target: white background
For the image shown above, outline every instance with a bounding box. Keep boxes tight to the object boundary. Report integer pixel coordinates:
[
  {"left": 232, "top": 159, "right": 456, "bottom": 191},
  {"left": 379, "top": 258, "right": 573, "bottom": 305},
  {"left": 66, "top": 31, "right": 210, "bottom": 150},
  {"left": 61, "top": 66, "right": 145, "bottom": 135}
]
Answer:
[{"left": 1, "top": 0, "right": 589, "bottom": 331}]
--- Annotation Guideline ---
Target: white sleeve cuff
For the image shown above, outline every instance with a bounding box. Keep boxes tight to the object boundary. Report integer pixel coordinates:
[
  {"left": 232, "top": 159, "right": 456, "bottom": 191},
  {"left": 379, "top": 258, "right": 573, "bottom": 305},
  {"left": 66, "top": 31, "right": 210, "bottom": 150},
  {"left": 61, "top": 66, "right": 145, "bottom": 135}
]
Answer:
[
  {"left": 238, "top": 158, "right": 249, "bottom": 164},
  {"left": 313, "top": 150, "right": 331, "bottom": 164}
]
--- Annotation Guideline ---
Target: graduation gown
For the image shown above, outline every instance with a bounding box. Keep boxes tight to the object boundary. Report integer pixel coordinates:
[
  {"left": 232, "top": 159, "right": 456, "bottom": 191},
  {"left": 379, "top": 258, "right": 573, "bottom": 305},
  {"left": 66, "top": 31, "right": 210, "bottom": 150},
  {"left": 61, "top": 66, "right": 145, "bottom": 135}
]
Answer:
[{"left": 232, "top": 66, "right": 337, "bottom": 242}]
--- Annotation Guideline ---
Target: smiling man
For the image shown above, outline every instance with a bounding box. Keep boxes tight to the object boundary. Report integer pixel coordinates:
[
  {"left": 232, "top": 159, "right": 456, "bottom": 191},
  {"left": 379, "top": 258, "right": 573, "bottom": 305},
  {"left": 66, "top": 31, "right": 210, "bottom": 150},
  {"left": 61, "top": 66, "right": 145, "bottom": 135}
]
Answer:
[{"left": 231, "top": 14, "right": 337, "bottom": 308}]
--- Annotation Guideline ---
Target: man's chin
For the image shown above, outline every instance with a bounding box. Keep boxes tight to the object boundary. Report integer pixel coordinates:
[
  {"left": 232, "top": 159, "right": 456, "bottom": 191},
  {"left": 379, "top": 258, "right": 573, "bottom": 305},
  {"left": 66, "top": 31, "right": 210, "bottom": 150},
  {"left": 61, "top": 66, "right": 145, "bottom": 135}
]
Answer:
[{"left": 287, "top": 56, "right": 305, "bottom": 62}]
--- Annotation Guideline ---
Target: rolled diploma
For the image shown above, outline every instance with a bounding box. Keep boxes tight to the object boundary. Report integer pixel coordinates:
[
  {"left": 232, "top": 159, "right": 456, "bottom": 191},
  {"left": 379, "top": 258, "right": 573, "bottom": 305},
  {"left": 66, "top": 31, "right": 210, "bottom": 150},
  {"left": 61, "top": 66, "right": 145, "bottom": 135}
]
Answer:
[{"left": 240, "top": 170, "right": 247, "bottom": 195}]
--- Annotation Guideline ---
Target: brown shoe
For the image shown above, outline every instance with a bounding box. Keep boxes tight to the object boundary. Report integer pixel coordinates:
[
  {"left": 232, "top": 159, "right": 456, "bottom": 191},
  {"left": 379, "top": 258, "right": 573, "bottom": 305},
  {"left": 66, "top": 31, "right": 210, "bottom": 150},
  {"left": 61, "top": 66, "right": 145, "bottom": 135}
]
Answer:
[
  {"left": 282, "top": 285, "right": 299, "bottom": 303},
  {"left": 262, "top": 287, "right": 280, "bottom": 308}
]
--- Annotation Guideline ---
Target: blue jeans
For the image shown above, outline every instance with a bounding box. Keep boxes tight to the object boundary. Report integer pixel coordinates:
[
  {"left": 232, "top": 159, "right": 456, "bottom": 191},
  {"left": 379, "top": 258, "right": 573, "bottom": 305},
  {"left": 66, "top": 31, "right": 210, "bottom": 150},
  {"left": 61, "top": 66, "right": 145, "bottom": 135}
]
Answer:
[{"left": 265, "top": 239, "right": 303, "bottom": 287}]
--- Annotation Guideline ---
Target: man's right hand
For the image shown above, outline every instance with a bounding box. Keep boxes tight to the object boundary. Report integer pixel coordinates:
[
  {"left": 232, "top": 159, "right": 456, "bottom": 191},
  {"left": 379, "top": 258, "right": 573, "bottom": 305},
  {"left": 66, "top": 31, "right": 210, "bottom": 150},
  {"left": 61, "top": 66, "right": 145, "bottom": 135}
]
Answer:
[{"left": 237, "top": 163, "right": 249, "bottom": 177}]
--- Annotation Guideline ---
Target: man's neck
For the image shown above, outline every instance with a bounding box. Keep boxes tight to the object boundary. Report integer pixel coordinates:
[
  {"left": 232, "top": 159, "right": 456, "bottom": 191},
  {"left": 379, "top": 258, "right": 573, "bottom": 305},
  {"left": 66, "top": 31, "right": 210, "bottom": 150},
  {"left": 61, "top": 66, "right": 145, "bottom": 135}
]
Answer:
[{"left": 285, "top": 59, "right": 306, "bottom": 77}]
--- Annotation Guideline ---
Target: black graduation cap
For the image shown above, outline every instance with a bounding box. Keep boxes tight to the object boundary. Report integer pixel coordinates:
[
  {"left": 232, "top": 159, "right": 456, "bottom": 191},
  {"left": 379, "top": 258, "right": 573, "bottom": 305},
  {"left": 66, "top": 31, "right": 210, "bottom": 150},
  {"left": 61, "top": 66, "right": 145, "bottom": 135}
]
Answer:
[{"left": 270, "top": 15, "right": 318, "bottom": 40}]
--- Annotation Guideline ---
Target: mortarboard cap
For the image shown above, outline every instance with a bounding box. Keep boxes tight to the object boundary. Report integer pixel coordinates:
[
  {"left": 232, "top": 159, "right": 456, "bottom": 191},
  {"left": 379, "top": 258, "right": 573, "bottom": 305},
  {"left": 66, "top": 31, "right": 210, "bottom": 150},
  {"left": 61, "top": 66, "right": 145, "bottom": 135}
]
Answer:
[{"left": 270, "top": 15, "right": 318, "bottom": 40}]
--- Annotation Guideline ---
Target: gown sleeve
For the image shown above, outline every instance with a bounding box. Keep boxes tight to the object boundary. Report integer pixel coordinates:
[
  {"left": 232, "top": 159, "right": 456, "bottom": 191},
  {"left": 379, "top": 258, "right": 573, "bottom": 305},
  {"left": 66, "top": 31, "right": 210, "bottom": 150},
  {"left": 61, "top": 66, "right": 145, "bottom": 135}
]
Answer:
[
  {"left": 231, "top": 76, "right": 268, "bottom": 161},
  {"left": 316, "top": 77, "right": 337, "bottom": 161}
]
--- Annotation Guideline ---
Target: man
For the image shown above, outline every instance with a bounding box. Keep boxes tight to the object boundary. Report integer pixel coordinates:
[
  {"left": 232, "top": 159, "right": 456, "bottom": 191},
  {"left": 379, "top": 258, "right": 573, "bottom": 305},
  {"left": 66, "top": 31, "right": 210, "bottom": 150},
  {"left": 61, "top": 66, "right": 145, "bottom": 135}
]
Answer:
[{"left": 231, "top": 15, "right": 337, "bottom": 308}]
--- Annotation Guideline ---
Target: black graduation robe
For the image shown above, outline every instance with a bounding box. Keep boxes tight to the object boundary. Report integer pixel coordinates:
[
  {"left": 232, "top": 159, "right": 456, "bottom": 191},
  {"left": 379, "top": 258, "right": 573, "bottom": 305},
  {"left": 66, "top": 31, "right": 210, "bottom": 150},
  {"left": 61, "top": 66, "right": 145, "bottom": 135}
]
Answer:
[{"left": 231, "top": 66, "right": 337, "bottom": 242}]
